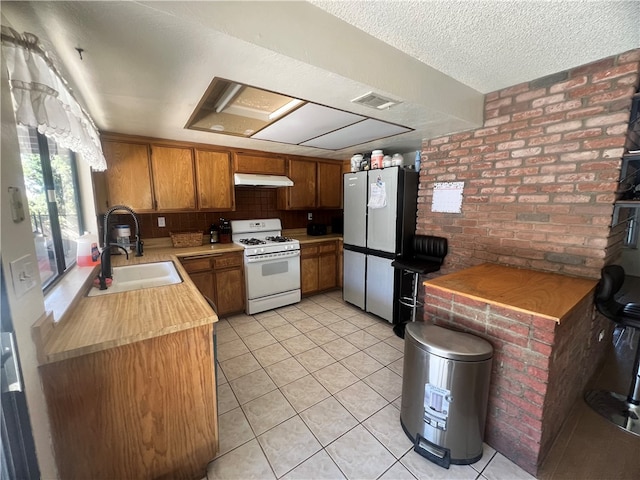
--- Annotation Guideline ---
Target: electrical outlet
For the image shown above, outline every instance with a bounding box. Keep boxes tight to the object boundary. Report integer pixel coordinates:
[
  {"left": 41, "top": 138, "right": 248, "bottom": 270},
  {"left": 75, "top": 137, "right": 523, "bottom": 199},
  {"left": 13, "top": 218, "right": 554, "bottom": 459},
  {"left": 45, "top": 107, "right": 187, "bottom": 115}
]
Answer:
[
  {"left": 158, "top": 216, "right": 166, "bottom": 227},
  {"left": 10, "top": 254, "right": 36, "bottom": 298},
  {"left": 308, "top": 212, "right": 313, "bottom": 221}
]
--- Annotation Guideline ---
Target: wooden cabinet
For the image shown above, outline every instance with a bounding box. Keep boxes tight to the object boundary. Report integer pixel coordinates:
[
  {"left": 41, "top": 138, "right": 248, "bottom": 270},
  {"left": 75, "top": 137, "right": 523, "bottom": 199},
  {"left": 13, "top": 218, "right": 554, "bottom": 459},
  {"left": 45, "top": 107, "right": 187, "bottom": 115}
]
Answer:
[
  {"left": 278, "top": 157, "right": 343, "bottom": 210},
  {"left": 40, "top": 325, "right": 217, "bottom": 479},
  {"left": 195, "top": 149, "right": 235, "bottom": 210},
  {"left": 235, "top": 152, "right": 286, "bottom": 175},
  {"left": 102, "top": 140, "right": 154, "bottom": 211},
  {"left": 300, "top": 241, "right": 339, "bottom": 296},
  {"left": 150, "top": 145, "right": 196, "bottom": 210},
  {"left": 181, "top": 252, "right": 245, "bottom": 316}
]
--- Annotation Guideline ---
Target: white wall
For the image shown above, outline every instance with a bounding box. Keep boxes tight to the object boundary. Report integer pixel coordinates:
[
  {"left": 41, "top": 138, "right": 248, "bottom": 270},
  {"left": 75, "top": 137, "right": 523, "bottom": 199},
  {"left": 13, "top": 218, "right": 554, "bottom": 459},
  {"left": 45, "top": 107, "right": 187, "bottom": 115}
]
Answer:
[{"left": 1, "top": 52, "right": 58, "bottom": 479}]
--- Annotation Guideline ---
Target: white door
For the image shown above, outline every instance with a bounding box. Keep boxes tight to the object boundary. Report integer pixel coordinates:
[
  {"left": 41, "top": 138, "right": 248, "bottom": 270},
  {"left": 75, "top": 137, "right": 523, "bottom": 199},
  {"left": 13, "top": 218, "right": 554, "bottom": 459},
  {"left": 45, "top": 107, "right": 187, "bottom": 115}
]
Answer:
[
  {"left": 366, "top": 254, "right": 395, "bottom": 323},
  {"left": 343, "top": 249, "right": 365, "bottom": 309}
]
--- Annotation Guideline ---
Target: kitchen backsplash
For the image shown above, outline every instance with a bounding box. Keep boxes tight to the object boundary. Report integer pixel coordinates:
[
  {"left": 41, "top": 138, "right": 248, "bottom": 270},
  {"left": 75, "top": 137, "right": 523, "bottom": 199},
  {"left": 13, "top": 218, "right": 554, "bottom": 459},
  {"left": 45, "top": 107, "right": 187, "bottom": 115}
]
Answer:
[{"left": 102, "top": 188, "right": 342, "bottom": 239}]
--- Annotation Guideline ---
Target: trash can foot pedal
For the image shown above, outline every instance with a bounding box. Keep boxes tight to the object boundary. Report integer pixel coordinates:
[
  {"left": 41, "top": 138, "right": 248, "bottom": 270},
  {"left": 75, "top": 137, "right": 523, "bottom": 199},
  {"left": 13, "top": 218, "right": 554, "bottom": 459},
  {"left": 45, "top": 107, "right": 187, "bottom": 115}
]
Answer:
[{"left": 414, "top": 434, "right": 451, "bottom": 469}]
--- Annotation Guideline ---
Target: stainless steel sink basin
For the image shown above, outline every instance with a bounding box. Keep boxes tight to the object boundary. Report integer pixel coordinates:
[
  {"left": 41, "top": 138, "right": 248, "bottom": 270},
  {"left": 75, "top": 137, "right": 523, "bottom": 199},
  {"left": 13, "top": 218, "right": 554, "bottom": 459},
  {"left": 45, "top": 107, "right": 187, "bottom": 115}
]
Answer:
[{"left": 87, "top": 261, "right": 182, "bottom": 297}]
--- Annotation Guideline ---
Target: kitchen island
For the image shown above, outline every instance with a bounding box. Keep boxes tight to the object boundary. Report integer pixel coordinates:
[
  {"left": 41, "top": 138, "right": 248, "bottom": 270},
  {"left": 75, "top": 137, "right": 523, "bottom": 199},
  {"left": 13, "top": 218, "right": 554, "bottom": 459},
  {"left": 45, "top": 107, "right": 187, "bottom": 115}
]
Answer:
[
  {"left": 34, "top": 250, "right": 224, "bottom": 480},
  {"left": 422, "top": 263, "right": 603, "bottom": 476}
]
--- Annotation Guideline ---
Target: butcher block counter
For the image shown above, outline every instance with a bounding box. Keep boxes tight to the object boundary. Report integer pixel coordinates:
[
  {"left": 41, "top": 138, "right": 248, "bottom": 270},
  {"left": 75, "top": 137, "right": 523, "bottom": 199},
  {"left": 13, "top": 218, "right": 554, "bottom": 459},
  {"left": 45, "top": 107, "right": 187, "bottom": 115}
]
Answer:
[
  {"left": 422, "top": 263, "right": 601, "bottom": 476},
  {"left": 35, "top": 247, "right": 235, "bottom": 480}
]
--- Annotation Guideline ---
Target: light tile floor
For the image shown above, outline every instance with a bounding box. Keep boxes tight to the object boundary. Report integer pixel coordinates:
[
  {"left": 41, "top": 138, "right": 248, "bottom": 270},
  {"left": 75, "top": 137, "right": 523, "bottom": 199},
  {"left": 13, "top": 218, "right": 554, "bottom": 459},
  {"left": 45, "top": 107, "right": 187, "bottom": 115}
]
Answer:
[{"left": 207, "top": 290, "right": 534, "bottom": 480}]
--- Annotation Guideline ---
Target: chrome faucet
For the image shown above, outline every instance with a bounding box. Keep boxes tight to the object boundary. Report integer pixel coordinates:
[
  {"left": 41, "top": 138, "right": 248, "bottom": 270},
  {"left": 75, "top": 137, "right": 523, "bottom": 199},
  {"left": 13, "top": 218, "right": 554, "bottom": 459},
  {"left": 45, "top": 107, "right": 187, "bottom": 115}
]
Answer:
[{"left": 99, "top": 205, "right": 143, "bottom": 289}]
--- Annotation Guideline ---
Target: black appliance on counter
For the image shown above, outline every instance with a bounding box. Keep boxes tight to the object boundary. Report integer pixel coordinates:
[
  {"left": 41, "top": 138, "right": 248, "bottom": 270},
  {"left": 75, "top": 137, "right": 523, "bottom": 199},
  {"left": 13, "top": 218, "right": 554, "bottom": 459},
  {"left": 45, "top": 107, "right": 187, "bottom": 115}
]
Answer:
[{"left": 307, "top": 223, "right": 327, "bottom": 236}]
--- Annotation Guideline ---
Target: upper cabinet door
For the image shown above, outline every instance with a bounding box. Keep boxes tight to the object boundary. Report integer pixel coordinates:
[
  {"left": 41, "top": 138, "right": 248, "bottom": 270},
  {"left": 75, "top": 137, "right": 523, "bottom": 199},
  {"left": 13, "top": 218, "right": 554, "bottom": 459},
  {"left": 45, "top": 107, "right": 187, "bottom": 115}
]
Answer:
[
  {"left": 102, "top": 141, "right": 154, "bottom": 211},
  {"left": 285, "top": 158, "right": 317, "bottom": 209},
  {"left": 235, "top": 153, "right": 286, "bottom": 175},
  {"left": 195, "top": 149, "right": 235, "bottom": 211},
  {"left": 317, "top": 161, "right": 342, "bottom": 209},
  {"left": 150, "top": 145, "right": 196, "bottom": 210}
]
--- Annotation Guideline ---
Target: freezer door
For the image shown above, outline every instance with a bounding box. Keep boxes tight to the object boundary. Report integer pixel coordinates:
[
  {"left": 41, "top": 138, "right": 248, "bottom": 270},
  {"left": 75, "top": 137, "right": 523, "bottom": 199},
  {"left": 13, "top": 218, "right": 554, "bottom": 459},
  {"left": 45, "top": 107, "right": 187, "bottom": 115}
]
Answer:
[
  {"left": 343, "top": 249, "right": 365, "bottom": 309},
  {"left": 367, "top": 168, "right": 399, "bottom": 253},
  {"left": 366, "top": 255, "right": 395, "bottom": 323},
  {"left": 343, "top": 171, "right": 367, "bottom": 248}
]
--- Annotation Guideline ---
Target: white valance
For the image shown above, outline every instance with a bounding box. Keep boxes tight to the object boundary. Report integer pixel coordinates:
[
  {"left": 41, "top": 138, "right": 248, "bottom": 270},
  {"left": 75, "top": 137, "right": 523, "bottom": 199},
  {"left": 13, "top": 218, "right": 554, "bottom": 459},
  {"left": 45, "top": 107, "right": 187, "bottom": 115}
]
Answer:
[{"left": 1, "top": 27, "right": 106, "bottom": 171}]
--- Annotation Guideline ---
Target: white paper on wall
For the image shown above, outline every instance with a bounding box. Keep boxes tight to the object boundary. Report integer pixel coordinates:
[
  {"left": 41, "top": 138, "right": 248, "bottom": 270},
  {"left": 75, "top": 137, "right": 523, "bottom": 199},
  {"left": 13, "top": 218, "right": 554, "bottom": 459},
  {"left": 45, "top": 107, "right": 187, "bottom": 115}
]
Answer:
[
  {"left": 432, "top": 181, "right": 464, "bottom": 213},
  {"left": 368, "top": 179, "right": 387, "bottom": 209}
]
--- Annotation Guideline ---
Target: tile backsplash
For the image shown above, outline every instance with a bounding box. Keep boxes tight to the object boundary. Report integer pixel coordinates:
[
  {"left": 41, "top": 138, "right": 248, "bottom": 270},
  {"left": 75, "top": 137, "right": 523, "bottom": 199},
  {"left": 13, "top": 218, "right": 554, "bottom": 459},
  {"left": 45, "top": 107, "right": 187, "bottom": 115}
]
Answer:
[{"left": 102, "top": 188, "right": 342, "bottom": 239}]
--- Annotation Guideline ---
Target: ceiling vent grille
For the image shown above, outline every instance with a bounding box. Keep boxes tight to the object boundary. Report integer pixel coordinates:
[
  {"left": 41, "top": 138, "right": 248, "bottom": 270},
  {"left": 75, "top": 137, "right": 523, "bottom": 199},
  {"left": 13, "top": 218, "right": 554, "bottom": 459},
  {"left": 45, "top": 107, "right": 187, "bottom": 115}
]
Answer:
[{"left": 351, "top": 92, "right": 401, "bottom": 110}]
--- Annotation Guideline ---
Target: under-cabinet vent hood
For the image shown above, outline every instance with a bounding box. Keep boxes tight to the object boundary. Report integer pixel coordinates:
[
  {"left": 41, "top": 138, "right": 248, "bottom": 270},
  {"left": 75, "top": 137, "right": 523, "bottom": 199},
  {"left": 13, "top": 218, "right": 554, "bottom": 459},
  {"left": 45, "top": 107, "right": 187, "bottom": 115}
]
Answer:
[{"left": 234, "top": 173, "right": 294, "bottom": 188}]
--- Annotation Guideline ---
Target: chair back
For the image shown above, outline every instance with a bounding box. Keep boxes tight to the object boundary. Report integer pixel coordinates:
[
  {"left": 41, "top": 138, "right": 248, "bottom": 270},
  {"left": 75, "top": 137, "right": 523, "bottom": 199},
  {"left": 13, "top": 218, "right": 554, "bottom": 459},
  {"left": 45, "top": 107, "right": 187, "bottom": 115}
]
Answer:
[
  {"left": 413, "top": 235, "right": 448, "bottom": 264},
  {"left": 595, "top": 265, "right": 625, "bottom": 321}
]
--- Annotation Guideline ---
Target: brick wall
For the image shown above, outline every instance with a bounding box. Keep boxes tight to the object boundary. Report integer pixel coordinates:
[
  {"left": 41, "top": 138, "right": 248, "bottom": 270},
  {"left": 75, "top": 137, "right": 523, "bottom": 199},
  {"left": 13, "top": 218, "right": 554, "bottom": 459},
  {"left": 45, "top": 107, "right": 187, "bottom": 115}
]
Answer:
[
  {"left": 424, "top": 285, "right": 609, "bottom": 475},
  {"left": 417, "top": 49, "right": 640, "bottom": 279}
]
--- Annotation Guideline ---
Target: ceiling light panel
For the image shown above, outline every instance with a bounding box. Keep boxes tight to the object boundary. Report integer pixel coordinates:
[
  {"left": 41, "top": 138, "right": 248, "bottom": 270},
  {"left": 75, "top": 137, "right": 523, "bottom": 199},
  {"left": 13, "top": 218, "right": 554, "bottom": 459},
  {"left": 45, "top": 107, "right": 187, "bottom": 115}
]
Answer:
[
  {"left": 251, "top": 103, "right": 364, "bottom": 144},
  {"left": 300, "top": 118, "right": 412, "bottom": 150}
]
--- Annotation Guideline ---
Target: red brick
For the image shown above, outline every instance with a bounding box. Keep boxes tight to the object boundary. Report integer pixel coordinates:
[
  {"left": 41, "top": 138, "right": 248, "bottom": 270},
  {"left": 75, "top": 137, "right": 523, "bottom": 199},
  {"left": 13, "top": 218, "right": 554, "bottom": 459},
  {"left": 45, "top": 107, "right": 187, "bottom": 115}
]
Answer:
[
  {"left": 499, "top": 83, "right": 530, "bottom": 97},
  {"left": 518, "top": 195, "right": 550, "bottom": 203},
  {"left": 544, "top": 100, "right": 583, "bottom": 114},
  {"left": 544, "top": 142, "right": 580, "bottom": 154},
  {"left": 513, "top": 127, "right": 544, "bottom": 139},
  {"left": 511, "top": 147, "right": 543, "bottom": 158},
  {"left": 562, "top": 128, "right": 602, "bottom": 140},
  {"left": 584, "top": 112, "right": 629, "bottom": 127},
  {"left": 545, "top": 120, "right": 583, "bottom": 133},
  {"left": 515, "top": 88, "right": 547, "bottom": 103},
  {"left": 532, "top": 94, "right": 566, "bottom": 108},
  {"left": 530, "top": 112, "right": 565, "bottom": 126},
  {"left": 528, "top": 134, "right": 562, "bottom": 146},
  {"left": 513, "top": 108, "right": 544, "bottom": 121},
  {"left": 497, "top": 140, "right": 526, "bottom": 150},
  {"left": 588, "top": 87, "right": 636, "bottom": 105},
  {"left": 570, "top": 57, "right": 615, "bottom": 76},
  {"left": 485, "top": 115, "right": 511, "bottom": 127},
  {"left": 486, "top": 97, "right": 513, "bottom": 110},
  {"left": 486, "top": 91, "right": 500, "bottom": 102},
  {"left": 474, "top": 126, "right": 500, "bottom": 137},
  {"left": 618, "top": 49, "right": 640, "bottom": 63},
  {"left": 615, "top": 74, "right": 639, "bottom": 87},
  {"left": 567, "top": 82, "right": 611, "bottom": 98},
  {"left": 550, "top": 76, "right": 588, "bottom": 93},
  {"left": 592, "top": 62, "right": 640, "bottom": 82},
  {"left": 431, "top": 136, "right": 450, "bottom": 145},
  {"left": 583, "top": 137, "right": 626, "bottom": 149},
  {"left": 485, "top": 132, "right": 513, "bottom": 144}
]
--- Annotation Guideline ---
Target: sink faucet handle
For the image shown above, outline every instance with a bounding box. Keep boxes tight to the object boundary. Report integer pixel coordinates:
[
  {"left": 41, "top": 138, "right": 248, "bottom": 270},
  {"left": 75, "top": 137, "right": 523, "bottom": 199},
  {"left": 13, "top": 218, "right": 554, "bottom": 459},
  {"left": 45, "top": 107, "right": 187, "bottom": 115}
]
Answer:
[{"left": 135, "top": 235, "right": 144, "bottom": 257}]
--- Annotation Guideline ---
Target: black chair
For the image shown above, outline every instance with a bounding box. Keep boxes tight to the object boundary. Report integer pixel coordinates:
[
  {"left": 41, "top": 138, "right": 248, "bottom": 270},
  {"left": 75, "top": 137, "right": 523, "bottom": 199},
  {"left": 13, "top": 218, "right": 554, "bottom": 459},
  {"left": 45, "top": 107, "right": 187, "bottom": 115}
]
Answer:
[
  {"left": 585, "top": 265, "right": 640, "bottom": 436},
  {"left": 391, "top": 235, "right": 448, "bottom": 338}
]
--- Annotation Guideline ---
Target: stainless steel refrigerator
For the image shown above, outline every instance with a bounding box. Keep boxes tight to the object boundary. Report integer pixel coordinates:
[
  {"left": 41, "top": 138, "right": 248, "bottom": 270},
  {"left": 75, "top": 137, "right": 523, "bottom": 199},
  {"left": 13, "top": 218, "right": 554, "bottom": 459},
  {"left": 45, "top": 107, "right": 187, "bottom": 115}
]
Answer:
[{"left": 343, "top": 166, "right": 418, "bottom": 323}]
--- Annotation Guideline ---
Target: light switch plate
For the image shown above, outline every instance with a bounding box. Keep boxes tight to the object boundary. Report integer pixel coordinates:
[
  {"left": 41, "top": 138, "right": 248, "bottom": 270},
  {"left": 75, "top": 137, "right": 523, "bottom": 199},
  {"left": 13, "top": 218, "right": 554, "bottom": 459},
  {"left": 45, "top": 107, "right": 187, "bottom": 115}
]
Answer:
[
  {"left": 10, "top": 254, "right": 36, "bottom": 298},
  {"left": 158, "top": 216, "right": 166, "bottom": 227}
]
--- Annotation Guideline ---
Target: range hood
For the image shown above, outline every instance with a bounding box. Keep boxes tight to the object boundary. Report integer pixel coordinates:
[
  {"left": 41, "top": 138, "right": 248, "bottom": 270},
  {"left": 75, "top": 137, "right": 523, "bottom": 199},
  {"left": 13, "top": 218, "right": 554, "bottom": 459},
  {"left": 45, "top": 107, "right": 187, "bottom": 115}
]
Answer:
[{"left": 234, "top": 173, "right": 294, "bottom": 188}]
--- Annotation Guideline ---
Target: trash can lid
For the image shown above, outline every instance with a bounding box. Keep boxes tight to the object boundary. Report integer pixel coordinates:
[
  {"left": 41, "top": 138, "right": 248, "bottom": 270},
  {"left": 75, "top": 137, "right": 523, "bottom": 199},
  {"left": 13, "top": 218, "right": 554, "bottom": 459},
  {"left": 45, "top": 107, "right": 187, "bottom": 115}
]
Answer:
[{"left": 405, "top": 323, "right": 493, "bottom": 361}]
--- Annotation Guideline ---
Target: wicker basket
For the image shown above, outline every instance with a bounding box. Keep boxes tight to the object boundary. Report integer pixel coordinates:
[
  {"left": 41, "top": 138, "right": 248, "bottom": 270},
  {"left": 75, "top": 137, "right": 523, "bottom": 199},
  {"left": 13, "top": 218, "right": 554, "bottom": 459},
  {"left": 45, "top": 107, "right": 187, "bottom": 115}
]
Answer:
[{"left": 170, "top": 231, "right": 203, "bottom": 248}]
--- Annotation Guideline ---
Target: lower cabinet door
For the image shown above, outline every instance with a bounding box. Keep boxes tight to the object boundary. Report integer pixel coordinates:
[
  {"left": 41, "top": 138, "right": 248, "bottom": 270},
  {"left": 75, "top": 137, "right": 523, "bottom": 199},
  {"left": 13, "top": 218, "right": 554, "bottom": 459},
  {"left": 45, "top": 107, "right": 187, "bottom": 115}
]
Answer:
[{"left": 215, "top": 268, "right": 245, "bottom": 316}]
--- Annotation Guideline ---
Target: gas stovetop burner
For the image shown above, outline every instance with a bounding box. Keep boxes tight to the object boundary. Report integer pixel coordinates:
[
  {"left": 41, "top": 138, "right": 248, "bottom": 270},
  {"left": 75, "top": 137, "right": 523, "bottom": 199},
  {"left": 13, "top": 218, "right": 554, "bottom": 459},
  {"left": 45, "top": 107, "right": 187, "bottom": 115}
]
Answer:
[
  {"left": 239, "top": 238, "right": 267, "bottom": 245},
  {"left": 265, "top": 236, "right": 293, "bottom": 243}
]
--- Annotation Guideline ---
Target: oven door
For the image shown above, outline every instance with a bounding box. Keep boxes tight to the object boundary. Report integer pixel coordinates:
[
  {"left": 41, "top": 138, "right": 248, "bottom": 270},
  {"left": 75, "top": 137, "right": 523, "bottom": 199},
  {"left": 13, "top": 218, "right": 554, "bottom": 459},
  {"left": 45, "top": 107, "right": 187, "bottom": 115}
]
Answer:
[{"left": 245, "top": 250, "right": 301, "bottom": 299}]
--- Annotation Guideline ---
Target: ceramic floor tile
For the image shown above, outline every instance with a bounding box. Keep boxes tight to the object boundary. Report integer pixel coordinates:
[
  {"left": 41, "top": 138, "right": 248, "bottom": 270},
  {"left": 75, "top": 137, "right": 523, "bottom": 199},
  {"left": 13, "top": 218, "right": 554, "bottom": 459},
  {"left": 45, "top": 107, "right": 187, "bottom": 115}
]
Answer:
[
  {"left": 333, "top": 306, "right": 360, "bottom": 319},
  {"left": 321, "top": 337, "right": 360, "bottom": 361},
  {"left": 252, "top": 343, "right": 292, "bottom": 367},
  {"left": 217, "top": 383, "right": 239, "bottom": 415},
  {"left": 343, "top": 330, "right": 382, "bottom": 350},
  {"left": 242, "top": 389, "right": 296, "bottom": 436},
  {"left": 295, "top": 347, "right": 337, "bottom": 373},
  {"left": 280, "top": 374, "right": 331, "bottom": 413},
  {"left": 226, "top": 312, "right": 255, "bottom": 324},
  {"left": 312, "top": 363, "right": 360, "bottom": 395},
  {"left": 232, "top": 320, "right": 267, "bottom": 338},
  {"left": 217, "top": 407, "right": 255, "bottom": 456},
  {"left": 392, "top": 396, "right": 402, "bottom": 410},
  {"left": 388, "top": 357, "right": 404, "bottom": 377},
  {"left": 216, "top": 327, "right": 240, "bottom": 345},
  {"left": 326, "top": 425, "right": 396, "bottom": 480},
  {"left": 327, "top": 320, "right": 361, "bottom": 336},
  {"left": 364, "top": 322, "right": 396, "bottom": 340},
  {"left": 265, "top": 357, "right": 309, "bottom": 387},
  {"left": 384, "top": 334, "right": 406, "bottom": 352},
  {"left": 297, "top": 302, "right": 329, "bottom": 316},
  {"left": 220, "top": 352, "right": 262, "bottom": 381},
  {"left": 229, "top": 369, "right": 278, "bottom": 405},
  {"left": 281, "top": 450, "right": 346, "bottom": 480},
  {"left": 339, "top": 351, "right": 384, "bottom": 379},
  {"left": 379, "top": 462, "right": 417, "bottom": 480},
  {"left": 470, "top": 443, "right": 496, "bottom": 475},
  {"left": 281, "top": 334, "right": 317, "bottom": 356},
  {"left": 290, "top": 317, "right": 323, "bottom": 333},
  {"left": 364, "top": 341, "right": 404, "bottom": 365},
  {"left": 299, "top": 397, "right": 358, "bottom": 446},
  {"left": 344, "top": 313, "right": 380, "bottom": 329},
  {"left": 305, "top": 326, "right": 340, "bottom": 345},
  {"left": 216, "top": 365, "right": 227, "bottom": 386},
  {"left": 482, "top": 452, "right": 535, "bottom": 480},
  {"left": 278, "top": 308, "right": 310, "bottom": 322},
  {"left": 257, "top": 416, "right": 322, "bottom": 478},
  {"left": 207, "top": 438, "right": 276, "bottom": 480},
  {"left": 313, "top": 311, "right": 343, "bottom": 326},
  {"left": 270, "top": 323, "right": 303, "bottom": 341},
  {"left": 256, "top": 314, "right": 289, "bottom": 330},
  {"left": 400, "top": 449, "right": 478, "bottom": 480},
  {"left": 214, "top": 319, "right": 232, "bottom": 331},
  {"left": 363, "top": 367, "right": 403, "bottom": 402},
  {"left": 217, "top": 339, "right": 249, "bottom": 362},
  {"left": 334, "top": 380, "right": 388, "bottom": 422},
  {"left": 362, "top": 404, "right": 413, "bottom": 459},
  {"left": 242, "top": 330, "right": 278, "bottom": 351}
]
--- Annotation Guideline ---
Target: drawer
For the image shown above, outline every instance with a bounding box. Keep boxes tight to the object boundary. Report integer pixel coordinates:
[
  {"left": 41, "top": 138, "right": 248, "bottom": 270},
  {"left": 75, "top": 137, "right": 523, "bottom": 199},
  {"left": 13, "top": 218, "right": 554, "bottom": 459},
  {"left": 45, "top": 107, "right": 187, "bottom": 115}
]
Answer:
[
  {"left": 212, "top": 254, "right": 243, "bottom": 270},
  {"left": 181, "top": 257, "right": 211, "bottom": 272},
  {"left": 319, "top": 242, "right": 337, "bottom": 254},
  {"left": 301, "top": 246, "right": 319, "bottom": 257}
]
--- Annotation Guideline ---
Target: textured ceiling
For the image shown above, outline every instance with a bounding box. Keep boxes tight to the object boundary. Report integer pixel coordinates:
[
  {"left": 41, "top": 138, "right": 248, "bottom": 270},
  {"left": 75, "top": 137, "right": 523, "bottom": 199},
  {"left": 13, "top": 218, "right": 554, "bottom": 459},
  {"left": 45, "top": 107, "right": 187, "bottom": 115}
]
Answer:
[{"left": 1, "top": 1, "right": 639, "bottom": 161}]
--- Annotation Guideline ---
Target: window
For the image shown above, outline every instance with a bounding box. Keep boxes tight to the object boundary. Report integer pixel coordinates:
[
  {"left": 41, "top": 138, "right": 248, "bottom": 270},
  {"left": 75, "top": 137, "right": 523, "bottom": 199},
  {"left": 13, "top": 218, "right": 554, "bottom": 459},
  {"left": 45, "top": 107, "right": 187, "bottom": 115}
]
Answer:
[{"left": 17, "top": 125, "right": 84, "bottom": 289}]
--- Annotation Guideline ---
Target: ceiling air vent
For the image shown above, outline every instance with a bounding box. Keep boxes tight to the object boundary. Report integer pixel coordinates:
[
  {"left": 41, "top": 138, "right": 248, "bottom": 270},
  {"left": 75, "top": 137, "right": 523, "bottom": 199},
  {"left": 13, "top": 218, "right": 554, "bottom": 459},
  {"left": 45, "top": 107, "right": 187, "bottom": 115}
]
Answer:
[{"left": 351, "top": 92, "right": 401, "bottom": 110}]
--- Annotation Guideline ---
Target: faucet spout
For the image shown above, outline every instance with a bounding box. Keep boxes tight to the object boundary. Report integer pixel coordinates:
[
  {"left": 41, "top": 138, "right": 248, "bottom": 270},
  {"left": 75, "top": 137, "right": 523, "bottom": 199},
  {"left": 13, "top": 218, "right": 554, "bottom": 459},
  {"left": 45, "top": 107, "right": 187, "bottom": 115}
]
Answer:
[
  {"left": 103, "top": 205, "right": 144, "bottom": 257},
  {"left": 98, "top": 245, "right": 129, "bottom": 290}
]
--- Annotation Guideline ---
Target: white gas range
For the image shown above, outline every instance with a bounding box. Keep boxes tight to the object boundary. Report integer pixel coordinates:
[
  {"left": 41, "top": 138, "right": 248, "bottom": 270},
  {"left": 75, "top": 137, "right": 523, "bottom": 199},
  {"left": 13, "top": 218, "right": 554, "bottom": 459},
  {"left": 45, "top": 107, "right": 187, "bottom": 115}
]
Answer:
[{"left": 231, "top": 219, "right": 301, "bottom": 314}]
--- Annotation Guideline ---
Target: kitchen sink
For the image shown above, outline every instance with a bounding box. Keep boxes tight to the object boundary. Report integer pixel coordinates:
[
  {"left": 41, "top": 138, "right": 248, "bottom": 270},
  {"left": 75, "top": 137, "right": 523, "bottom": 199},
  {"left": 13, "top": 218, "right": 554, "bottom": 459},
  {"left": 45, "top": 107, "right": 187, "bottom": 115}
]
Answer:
[{"left": 87, "top": 261, "right": 182, "bottom": 297}]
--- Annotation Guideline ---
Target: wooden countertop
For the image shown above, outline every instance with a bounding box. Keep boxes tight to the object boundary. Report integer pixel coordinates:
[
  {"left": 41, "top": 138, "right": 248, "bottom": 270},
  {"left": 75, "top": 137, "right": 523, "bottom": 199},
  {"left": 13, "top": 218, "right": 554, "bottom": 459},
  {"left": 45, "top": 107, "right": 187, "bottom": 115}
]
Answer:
[
  {"left": 37, "top": 251, "right": 217, "bottom": 365},
  {"left": 424, "top": 263, "right": 598, "bottom": 322}
]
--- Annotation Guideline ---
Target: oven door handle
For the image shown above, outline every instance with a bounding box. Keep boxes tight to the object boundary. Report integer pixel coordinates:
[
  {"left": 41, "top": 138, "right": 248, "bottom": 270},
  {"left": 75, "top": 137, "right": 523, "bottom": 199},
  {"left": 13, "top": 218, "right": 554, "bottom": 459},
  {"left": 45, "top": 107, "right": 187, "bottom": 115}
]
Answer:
[{"left": 245, "top": 250, "right": 300, "bottom": 263}]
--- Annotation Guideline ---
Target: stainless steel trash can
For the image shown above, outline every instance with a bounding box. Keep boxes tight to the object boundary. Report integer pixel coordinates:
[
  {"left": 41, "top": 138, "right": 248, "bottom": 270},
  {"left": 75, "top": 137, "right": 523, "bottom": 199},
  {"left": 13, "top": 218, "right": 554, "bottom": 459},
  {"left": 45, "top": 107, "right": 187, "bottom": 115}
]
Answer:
[{"left": 400, "top": 322, "right": 493, "bottom": 468}]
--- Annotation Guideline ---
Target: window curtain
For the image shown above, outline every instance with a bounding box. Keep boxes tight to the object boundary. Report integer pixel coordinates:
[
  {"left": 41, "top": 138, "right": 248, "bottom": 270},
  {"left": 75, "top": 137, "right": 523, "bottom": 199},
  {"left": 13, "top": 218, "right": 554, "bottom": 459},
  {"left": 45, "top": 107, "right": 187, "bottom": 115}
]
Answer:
[{"left": 1, "top": 26, "right": 106, "bottom": 171}]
